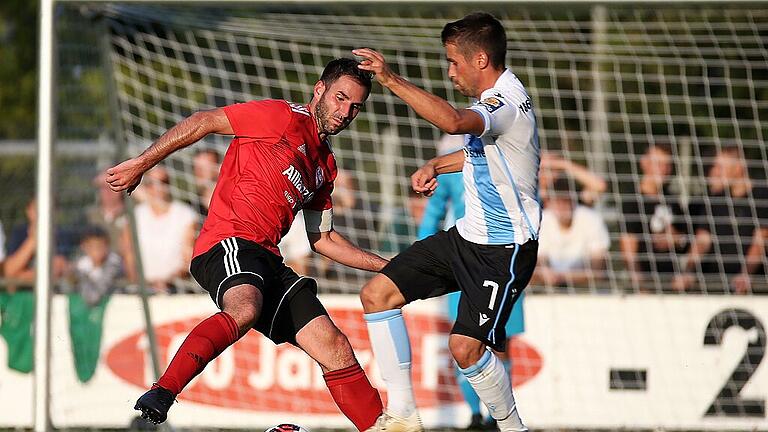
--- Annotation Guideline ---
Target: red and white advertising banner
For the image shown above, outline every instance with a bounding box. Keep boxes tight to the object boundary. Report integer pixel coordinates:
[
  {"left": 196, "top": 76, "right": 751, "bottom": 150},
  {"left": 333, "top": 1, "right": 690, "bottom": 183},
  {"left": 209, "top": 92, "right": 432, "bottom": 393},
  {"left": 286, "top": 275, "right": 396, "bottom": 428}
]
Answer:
[{"left": 0, "top": 294, "right": 766, "bottom": 430}]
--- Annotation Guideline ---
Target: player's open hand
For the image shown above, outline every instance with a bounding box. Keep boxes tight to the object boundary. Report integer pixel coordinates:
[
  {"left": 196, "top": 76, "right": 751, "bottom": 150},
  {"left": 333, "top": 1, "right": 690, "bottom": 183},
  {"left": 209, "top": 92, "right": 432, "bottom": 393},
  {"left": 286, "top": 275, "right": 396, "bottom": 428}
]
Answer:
[
  {"left": 411, "top": 163, "right": 438, "bottom": 197},
  {"left": 353, "top": 48, "right": 395, "bottom": 86},
  {"left": 106, "top": 158, "right": 146, "bottom": 195}
]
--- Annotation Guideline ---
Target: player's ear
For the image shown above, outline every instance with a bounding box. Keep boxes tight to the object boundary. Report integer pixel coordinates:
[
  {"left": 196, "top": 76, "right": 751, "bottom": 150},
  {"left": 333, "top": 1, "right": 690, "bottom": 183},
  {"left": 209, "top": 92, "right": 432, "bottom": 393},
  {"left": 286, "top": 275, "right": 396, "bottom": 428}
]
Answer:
[
  {"left": 313, "top": 81, "right": 326, "bottom": 98},
  {"left": 476, "top": 51, "right": 489, "bottom": 69}
]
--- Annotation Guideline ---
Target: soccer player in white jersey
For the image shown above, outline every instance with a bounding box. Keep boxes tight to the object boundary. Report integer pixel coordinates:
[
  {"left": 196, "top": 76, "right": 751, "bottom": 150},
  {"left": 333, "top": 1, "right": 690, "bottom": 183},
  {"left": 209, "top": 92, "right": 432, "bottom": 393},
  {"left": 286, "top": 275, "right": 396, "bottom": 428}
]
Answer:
[{"left": 354, "top": 12, "right": 540, "bottom": 432}]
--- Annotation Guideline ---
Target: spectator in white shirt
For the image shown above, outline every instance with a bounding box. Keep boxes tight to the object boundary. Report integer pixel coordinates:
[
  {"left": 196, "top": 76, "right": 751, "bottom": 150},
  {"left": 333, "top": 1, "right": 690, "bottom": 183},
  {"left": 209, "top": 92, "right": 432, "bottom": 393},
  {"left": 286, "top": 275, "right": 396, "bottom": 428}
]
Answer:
[
  {"left": 121, "top": 166, "right": 198, "bottom": 293},
  {"left": 535, "top": 176, "right": 610, "bottom": 288}
]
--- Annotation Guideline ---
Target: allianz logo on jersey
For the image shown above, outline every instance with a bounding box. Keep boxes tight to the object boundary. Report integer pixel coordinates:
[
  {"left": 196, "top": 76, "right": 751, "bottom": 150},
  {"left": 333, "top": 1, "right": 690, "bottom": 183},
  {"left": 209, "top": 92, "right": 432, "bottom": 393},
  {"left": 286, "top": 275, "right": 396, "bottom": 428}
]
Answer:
[{"left": 282, "top": 165, "right": 314, "bottom": 204}]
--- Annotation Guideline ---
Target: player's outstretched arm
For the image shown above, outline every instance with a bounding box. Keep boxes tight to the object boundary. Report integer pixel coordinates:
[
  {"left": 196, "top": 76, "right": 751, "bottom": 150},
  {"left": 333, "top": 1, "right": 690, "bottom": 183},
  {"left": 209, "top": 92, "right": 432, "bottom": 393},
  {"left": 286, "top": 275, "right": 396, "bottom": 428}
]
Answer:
[
  {"left": 354, "top": 48, "right": 484, "bottom": 136},
  {"left": 307, "top": 229, "right": 389, "bottom": 272},
  {"left": 412, "top": 150, "right": 465, "bottom": 197},
  {"left": 106, "top": 108, "right": 232, "bottom": 194}
]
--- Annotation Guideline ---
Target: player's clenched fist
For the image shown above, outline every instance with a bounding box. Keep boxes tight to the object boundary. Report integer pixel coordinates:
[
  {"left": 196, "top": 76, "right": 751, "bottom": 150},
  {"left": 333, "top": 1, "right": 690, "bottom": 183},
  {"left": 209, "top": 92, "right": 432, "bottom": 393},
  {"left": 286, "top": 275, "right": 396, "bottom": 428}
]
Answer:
[
  {"left": 106, "top": 158, "right": 147, "bottom": 194},
  {"left": 411, "top": 163, "right": 438, "bottom": 197}
]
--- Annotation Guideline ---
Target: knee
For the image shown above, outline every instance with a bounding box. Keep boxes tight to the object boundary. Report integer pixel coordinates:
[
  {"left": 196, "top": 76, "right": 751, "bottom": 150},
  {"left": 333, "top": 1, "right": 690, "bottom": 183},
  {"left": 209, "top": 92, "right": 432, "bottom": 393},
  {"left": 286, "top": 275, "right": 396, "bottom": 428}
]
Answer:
[
  {"left": 330, "top": 332, "right": 356, "bottom": 366},
  {"left": 449, "top": 336, "right": 487, "bottom": 369},
  {"left": 221, "top": 284, "right": 263, "bottom": 334},
  {"left": 320, "top": 328, "right": 356, "bottom": 370},
  {"left": 360, "top": 275, "right": 404, "bottom": 313},
  {"left": 224, "top": 303, "right": 259, "bottom": 334}
]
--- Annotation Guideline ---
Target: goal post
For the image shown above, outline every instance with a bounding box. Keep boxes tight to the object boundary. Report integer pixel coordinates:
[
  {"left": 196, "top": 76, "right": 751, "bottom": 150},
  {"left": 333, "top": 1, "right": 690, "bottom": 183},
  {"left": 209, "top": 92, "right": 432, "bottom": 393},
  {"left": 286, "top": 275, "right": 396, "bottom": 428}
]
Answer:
[{"left": 34, "top": 0, "right": 55, "bottom": 431}]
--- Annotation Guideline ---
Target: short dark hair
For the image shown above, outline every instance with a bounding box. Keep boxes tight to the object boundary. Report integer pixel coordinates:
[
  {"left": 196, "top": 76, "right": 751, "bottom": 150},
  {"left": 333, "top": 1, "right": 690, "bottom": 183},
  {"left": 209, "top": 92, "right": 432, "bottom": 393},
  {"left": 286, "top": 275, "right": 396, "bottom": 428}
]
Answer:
[
  {"left": 718, "top": 143, "right": 743, "bottom": 158},
  {"left": 551, "top": 176, "right": 576, "bottom": 201},
  {"left": 80, "top": 226, "right": 109, "bottom": 244},
  {"left": 320, "top": 58, "right": 372, "bottom": 95},
  {"left": 441, "top": 12, "right": 507, "bottom": 69},
  {"left": 647, "top": 142, "right": 673, "bottom": 156},
  {"left": 195, "top": 148, "right": 221, "bottom": 163}
]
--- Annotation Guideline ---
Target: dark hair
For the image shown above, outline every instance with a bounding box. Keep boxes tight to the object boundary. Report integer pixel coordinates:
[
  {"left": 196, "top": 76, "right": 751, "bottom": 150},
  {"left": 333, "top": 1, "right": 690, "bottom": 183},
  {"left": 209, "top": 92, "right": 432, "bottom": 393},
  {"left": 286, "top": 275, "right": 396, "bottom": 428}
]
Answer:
[
  {"left": 647, "top": 142, "right": 673, "bottom": 156},
  {"left": 320, "top": 58, "right": 372, "bottom": 95},
  {"left": 441, "top": 12, "right": 507, "bottom": 69},
  {"left": 195, "top": 148, "right": 221, "bottom": 163},
  {"left": 718, "top": 143, "right": 743, "bottom": 158},
  {"left": 550, "top": 176, "right": 576, "bottom": 201},
  {"left": 80, "top": 226, "right": 109, "bottom": 244}
]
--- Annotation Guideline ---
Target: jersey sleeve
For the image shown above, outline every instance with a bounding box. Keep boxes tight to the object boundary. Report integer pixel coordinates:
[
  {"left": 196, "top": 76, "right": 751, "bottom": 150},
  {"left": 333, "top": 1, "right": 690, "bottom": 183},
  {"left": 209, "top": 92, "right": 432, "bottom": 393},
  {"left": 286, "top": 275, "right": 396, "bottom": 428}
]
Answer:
[
  {"left": 222, "top": 99, "right": 291, "bottom": 140},
  {"left": 304, "top": 181, "right": 334, "bottom": 232},
  {"left": 304, "top": 208, "right": 333, "bottom": 233},
  {"left": 305, "top": 180, "right": 334, "bottom": 212},
  {"left": 467, "top": 88, "right": 519, "bottom": 138},
  {"left": 536, "top": 211, "right": 554, "bottom": 258}
]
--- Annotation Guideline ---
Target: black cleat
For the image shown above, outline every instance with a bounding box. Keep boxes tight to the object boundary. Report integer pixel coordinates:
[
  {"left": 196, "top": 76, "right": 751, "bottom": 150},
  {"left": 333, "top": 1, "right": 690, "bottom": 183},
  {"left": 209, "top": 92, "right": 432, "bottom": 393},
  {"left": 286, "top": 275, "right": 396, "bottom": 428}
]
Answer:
[
  {"left": 134, "top": 385, "right": 175, "bottom": 424},
  {"left": 467, "top": 413, "right": 484, "bottom": 430},
  {"left": 481, "top": 418, "right": 498, "bottom": 431}
]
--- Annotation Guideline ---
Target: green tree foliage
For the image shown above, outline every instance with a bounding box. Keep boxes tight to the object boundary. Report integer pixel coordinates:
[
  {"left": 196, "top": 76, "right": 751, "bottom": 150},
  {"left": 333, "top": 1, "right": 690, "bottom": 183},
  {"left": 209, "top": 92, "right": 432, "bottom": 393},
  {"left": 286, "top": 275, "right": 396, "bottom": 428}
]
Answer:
[{"left": 0, "top": 0, "right": 38, "bottom": 139}]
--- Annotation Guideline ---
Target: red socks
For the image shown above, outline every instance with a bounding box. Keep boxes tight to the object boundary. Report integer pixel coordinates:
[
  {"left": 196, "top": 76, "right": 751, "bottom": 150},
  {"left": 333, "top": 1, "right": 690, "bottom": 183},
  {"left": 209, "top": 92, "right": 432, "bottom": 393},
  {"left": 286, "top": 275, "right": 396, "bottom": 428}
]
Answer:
[
  {"left": 155, "top": 313, "right": 382, "bottom": 431},
  {"left": 156, "top": 312, "right": 240, "bottom": 395},
  {"left": 324, "top": 363, "right": 383, "bottom": 431}
]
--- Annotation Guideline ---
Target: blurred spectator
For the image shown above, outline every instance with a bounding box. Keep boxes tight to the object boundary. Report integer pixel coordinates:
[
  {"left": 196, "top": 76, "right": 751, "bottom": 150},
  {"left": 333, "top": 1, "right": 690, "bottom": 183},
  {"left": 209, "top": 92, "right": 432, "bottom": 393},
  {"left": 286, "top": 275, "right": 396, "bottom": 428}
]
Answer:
[
  {"left": 379, "top": 189, "right": 427, "bottom": 254},
  {"left": 193, "top": 148, "right": 221, "bottom": 216},
  {"left": 122, "top": 166, "right": 198, "bottom": 293},
  {"left": 4, "top": 198, "right": 70, "bottom": 289},
  {"left": 539, "top": 151, "right": 607, "bottom": 206},
  {"left": 69, "top": 226, "right": 121, "bottom": 383},
  {"left": 687, "top": 145, "right": 768, "bottom": 294},
  {"left": 620, "top": 144, "right": 693, "bottom": 291},
  {"left": 88, "top": 170, "right": 128, "bottom": 255},
  {"left": 1, "top": 199, "right": 71, "bottom": 374},
  {"left": 316, "top": 169, "right": 372, "bottom": 280},
  {"left": 535, "top": 176, "right": 610, "bottom": 288},
  {"left": 73, "top": 226, "right": 122, "bottom": 306},
  {"left": 278, "top": 210, "right": 312, "bottom": 275},
  {"left": 332, "top": 169, "right": 370, "bottom": 248}
]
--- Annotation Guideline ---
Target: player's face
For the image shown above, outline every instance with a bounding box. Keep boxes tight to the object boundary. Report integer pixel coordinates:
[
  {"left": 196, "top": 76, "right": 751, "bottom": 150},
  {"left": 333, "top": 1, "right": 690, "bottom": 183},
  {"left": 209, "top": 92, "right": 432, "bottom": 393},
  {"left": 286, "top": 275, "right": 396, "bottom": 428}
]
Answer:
[
  {"left": 314, "top": 76, "right": 368, "bottom": 136},
  {"left": 445, "top": 43, "right": 478, "bottom": 97}
]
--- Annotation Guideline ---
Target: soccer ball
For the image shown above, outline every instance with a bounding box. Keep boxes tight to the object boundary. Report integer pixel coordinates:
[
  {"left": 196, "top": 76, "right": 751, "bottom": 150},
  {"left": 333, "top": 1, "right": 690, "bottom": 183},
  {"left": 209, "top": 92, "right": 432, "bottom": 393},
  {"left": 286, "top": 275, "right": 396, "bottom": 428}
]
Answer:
[{"left": 264, "top": 424, "right": 310, "bottom": 432}]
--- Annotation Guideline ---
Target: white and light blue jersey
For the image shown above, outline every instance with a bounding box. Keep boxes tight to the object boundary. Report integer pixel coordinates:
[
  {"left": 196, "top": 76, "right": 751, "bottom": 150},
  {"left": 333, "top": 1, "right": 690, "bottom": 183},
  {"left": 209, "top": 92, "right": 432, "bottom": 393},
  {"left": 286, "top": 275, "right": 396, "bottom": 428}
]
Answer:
[{"left": 455, "top": 69, "right": 541, "bottom": 245}]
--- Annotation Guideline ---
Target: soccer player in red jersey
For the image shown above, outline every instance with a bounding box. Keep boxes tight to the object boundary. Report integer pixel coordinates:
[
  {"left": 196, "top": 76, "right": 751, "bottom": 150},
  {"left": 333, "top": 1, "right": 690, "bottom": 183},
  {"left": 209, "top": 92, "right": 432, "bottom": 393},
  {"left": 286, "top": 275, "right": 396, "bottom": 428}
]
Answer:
[{"left": 106, "top": 59, "right": 386, "bottom": 431}]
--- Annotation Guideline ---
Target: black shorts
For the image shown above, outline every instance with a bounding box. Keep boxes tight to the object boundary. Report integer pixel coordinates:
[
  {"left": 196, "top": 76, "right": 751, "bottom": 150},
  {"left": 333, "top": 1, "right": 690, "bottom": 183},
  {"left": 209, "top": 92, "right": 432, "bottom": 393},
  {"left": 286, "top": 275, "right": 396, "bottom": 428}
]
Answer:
[
  {"left": 190, "top": 237, "right": 327, "bottom": 345},
  {"left": 381, "top": 227, "right": 538, "bottom": 351}
]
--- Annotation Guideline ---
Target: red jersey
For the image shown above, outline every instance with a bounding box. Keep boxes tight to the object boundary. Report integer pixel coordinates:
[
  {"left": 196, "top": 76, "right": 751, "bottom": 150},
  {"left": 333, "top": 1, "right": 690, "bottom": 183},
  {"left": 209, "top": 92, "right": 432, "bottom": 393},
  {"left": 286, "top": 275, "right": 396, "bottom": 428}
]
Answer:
[{"left": 193, "top": 99, "right": 337, "bottom": 258}]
